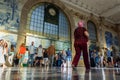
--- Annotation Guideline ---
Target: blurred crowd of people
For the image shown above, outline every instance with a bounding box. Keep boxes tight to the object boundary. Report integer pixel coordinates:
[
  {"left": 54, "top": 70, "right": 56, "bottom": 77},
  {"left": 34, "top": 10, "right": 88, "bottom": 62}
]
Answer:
[
  {"left": 89, "top": 46, "right": 120, "bottom": 68},
  {"left": 0, "top": 39, "right": 15, "bottom": 68},
  {"left": 16, "top": 41, "right": 72, "bottom": 68},
  {"left": 1, "top": 39, "right": 120, "bottom": 69},
  {"left": 0, "top": 39, "right": 72, "bottom": 68}
]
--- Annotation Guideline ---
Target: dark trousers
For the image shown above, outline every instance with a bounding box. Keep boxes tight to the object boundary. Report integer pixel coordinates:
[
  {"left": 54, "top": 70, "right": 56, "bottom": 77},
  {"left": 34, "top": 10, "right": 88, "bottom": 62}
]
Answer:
[{"left": 72, "top": 43, "right": 90, "bottom": 69}]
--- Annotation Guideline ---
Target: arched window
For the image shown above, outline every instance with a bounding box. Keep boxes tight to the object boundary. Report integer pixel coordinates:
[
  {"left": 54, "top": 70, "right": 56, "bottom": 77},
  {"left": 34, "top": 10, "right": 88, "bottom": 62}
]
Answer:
[
  {"left": 87, "top": 21, "right": 97, "bottom": 41},
  {"left": 26, "top": 3, "right": 70, "bottom": 41},
  {"left": 26, "top": 3, "right": 71, "bottom": 50}
]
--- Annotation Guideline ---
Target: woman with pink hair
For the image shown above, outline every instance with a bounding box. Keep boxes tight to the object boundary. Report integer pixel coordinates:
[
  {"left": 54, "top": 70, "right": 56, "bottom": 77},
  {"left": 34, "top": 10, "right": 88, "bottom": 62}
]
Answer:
[{"left": 72, "top": 20, "right": 90, "bottom": 71}]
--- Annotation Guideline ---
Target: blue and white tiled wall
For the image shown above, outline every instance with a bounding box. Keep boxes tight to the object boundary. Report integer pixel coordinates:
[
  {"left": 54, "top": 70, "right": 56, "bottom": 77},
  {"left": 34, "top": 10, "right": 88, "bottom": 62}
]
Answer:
[{"left": 0, "top": 0, "right": 20, "bottom": 32}]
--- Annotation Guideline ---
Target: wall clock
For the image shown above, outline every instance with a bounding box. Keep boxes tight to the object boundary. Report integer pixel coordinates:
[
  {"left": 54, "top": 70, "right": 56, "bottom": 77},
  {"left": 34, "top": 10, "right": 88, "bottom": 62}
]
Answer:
[{"left": 48, "top": 8, "right": 56, "bottom": 16}]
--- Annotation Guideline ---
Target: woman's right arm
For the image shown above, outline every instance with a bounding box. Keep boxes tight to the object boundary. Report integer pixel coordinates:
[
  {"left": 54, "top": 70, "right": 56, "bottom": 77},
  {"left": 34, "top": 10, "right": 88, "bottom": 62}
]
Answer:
[{"left": 84, "top": 31, "right": 89, "bottom": 38}]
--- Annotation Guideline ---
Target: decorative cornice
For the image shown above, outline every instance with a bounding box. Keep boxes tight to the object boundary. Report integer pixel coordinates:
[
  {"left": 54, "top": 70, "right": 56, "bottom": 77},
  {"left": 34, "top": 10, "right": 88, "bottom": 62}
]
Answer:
[{"left": 60, "top": 0, "right": 118, "bottom": 25}]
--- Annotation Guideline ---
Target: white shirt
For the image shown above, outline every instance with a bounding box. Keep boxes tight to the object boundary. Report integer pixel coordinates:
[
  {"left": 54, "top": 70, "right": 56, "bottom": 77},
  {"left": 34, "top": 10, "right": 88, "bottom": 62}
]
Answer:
[
  {"left": 37, "top": 47, "right": 43, "bottom": 57},
  {"left": 29, "top": 45, "right": 35, "bottom": 54},
  {"left": 0, "top": 46, "right": 3, "bottom": 54}
]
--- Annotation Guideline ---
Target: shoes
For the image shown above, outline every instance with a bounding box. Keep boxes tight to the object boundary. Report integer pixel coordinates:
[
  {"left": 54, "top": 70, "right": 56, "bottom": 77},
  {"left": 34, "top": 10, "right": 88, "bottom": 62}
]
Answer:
[
  {"left": 72, "top": 65, "right": 77, "bottom": 71},
  {"left": 85, "top": 68, "right": 90, "bottom": 73}
]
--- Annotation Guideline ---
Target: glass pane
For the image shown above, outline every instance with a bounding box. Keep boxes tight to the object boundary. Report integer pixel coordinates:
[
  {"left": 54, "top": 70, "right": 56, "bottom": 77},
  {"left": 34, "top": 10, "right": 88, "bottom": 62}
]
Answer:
[
  {"left": 59, "top": 11, "right": 69, "bottom": 39},
  {"left": 87, "top": 21, "right": 97, "bottom": 41},
  {"left": 105, "top": 31, "right": 113, "bottom": 48},
  {"left": 28, "top": 5, "right": 44, "bottom": 33},
  {"left": 27, "top": 3, "right": 70, "bottom": 47}
]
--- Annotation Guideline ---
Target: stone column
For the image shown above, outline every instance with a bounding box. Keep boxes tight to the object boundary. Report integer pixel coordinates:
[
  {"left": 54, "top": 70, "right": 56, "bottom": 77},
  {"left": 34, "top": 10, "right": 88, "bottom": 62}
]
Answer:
[
  {"left": 97, "top": 23, "right": 104, "bottom": 48},
  {"left": 97, "top": 17, "right": 106, "bottom": 48},
  {"left": 16, "top": 8, "right": 28, "bottom": 53},
  {"left": 16, "top": 34, "right": 26, "bottom": 53}
]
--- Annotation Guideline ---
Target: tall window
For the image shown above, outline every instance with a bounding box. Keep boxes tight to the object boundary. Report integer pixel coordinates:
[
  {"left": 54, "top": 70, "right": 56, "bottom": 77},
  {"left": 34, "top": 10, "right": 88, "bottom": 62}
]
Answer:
[
  {"left": 87, "top": 21, "right": 97, "bottom": 51},
  {"left": 26, "top": 3, "right": 70, "bottom": 41},
  {"left": 87, "top": 21, "right": 97, "bottom": 41},
  {"left": 105, "top": 31, "right": 113, "bottom": 48}
]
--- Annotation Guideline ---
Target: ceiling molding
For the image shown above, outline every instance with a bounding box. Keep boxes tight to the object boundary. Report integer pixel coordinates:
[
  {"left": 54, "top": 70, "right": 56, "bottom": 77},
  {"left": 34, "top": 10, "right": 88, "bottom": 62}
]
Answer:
[
  {"left": 105, "top": 18, "right": 115, "bottom": 24},
  {"left": 116, "top": 21, "right": 120, "bottom": 24},
  {"left": 100, "top": 4, "right": 120, "bottom": 17},
  {"left": 60, "top": 0, "right": 120, "bottom": 24},
  {"left": 60, "top": 0, "right": 99, "bottom": 17}
]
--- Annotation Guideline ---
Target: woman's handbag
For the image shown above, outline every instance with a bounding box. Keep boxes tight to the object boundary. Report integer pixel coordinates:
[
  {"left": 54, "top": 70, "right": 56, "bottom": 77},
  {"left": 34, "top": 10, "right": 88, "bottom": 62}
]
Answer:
[
  {"left": 17, "top": 49, "right": 22, "bottom": 59},
  {"left": 17, "top": 54, "right": 22, "bottom": 59}
]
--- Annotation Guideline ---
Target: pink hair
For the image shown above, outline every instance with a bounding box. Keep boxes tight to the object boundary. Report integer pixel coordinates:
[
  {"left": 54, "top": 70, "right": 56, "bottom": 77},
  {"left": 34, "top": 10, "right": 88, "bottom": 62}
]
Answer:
[{"left": 78, "top": 21, "right": 84, "bottom": 27}]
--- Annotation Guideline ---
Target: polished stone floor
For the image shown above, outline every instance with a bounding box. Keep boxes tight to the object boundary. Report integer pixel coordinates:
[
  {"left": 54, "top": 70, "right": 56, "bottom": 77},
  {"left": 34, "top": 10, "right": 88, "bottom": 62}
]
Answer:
[{"left": 0, "top": 67, "right": 120, "bottom": 80}]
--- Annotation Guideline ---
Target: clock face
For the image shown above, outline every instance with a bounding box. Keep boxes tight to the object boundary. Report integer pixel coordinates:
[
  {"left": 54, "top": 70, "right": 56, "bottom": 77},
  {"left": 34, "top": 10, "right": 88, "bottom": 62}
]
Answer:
[{"left": 48, "top": 8, "right": 56, "bottom": 16}]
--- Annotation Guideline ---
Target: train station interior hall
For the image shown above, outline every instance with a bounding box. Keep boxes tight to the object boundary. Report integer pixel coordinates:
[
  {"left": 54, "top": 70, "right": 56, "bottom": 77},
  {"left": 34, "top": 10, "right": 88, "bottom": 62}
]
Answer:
[{"left": 0, "top": 0, "right": 120, "bottom": 80}]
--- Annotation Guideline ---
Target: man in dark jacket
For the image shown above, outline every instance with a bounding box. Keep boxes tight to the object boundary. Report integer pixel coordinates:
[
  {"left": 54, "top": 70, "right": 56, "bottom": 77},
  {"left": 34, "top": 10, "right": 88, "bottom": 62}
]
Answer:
[{"left": 47, "top": 44, "right": 55, "bottom": 67}]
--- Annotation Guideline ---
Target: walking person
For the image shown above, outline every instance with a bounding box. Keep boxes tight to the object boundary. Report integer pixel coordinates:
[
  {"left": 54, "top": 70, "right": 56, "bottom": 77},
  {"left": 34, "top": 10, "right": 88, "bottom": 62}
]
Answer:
[
  {"left": 28, "top": 41, "right": 35, "bottom": 67},
  {"left": 72, "top": 20, "right": 90, "bottom": 71},
  {"left": 0, "top": 39, "right": 7, "bottom": 68},
  {"left": 43, "top": 48, "right": 49, "bottom": 67},
  {"left": 3, "top": 41, "right": 11, "bottom": 67},
  {"left": 105, "top": 48, "right": 113, "bottom": 67},
  {"left": 8, "top": 45, "right": 15, "bottom": 66},
  {"left": 66, "top": 48, "right": 72, "bottom": 67},
  {"left": 47, "top": 44, "right": 55, "bottom": 67},
  {"left": 35, "top": 45, "right": 43, "bottom": 67},
  {"left": 22, "top": 48, "right": 29, "bottom": 67},
  {"left": 3, "top": 41, "right": 8, "bottom": 62},
  {"left": 18, "top": 43, "right": 26, "bottom": 67}
]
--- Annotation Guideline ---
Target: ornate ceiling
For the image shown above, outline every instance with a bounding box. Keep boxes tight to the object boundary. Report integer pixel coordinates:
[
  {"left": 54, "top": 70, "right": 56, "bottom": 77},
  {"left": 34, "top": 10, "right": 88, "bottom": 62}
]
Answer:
[{"left": 60, "top": 0, "right": 120, "bottom": 24}]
